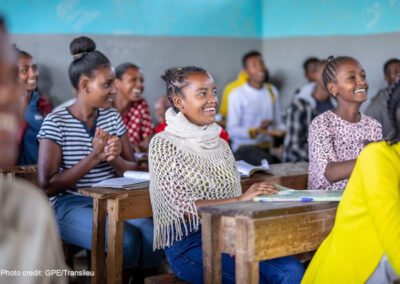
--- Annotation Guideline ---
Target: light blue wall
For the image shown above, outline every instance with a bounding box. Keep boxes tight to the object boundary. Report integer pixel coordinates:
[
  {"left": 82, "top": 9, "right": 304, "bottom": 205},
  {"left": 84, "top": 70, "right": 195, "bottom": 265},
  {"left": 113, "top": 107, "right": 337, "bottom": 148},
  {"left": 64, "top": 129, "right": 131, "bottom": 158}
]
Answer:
[
  {"left": 262, "top": 0, "right": 400, "bottom": 38},
  {"left": 1, "top": 0, "right": 262, "bottom": 38},
  {"left": 2, "top": 0, "right": 400, "bottom": 38}
]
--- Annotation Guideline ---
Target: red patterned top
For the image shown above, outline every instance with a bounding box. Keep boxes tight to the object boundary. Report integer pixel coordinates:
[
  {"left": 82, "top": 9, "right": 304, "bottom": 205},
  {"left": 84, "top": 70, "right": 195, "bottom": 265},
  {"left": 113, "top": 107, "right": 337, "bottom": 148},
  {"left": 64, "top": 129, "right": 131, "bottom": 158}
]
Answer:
[{"left": 122, "top": 98, "right": 154, "bottom": 145}]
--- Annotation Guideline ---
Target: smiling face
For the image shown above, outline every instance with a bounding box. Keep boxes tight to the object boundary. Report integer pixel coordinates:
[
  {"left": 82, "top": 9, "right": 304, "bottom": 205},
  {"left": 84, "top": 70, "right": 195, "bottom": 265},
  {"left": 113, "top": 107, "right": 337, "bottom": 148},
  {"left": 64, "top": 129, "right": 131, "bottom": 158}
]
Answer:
[
  {"left": 328, "top": 59, "right": 368, "bottom": 105},
  {"left": 82, "top": 65, "right": 116, "bottom": 109},
  {"left": 115, "top": 67, "right": 144, "bottom": 102},
  {"left": 18, "top": 54, "right": 39, "bottom": 92},
  {"left": 244, "top": 55, "right": 267, "bottom": 85},
  {"left": 173, "top": 72, "right": 218, "bottom": 126}
]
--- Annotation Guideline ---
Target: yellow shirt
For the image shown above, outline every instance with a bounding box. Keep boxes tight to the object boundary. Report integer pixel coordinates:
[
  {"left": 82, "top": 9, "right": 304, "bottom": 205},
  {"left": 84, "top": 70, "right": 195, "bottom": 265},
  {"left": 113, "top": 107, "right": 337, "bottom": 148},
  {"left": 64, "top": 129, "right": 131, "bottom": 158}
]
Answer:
[
  {"left": 218, "top": 71, "right": 276, "bottom": 117},
  {"left": 302, "top": 141, "right": 400, "bottom": 284},
  {"left": 218, "top": 71, "right": 248, "bottom": 117}
]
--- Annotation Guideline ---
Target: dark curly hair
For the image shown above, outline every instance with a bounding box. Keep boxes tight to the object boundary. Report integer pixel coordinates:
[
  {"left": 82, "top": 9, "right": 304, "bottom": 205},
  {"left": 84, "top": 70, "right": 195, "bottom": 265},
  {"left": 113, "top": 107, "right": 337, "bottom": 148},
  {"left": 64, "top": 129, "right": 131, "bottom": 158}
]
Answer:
[
  {"left": 322, "top": 55, "right": 359, "bottom": 94},
  {"left": 160, "top": 66, "right": 208, "bottom": 112}
]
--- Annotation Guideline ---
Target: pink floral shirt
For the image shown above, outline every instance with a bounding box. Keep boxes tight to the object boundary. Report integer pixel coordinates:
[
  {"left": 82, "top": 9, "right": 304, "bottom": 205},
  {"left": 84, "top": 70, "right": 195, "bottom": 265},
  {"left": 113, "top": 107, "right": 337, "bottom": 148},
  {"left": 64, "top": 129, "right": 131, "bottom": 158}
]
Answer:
[
  {"left": 308, "top": 110, "right": 382, "bottom": 190},
  {"left": 122, "top": 98, "right": 154, "bottom": 146}
]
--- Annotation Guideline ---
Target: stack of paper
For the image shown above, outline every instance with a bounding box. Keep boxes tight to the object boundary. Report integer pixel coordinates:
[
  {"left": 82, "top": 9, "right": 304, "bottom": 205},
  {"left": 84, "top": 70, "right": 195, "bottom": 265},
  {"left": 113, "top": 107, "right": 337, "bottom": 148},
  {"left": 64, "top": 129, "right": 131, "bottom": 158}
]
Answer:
[
  {"left": 91, "top": 171, "right": 150, "bottom": 189},
  {"left": 253, "top": 184, "right": 343, "bottom": 202}
]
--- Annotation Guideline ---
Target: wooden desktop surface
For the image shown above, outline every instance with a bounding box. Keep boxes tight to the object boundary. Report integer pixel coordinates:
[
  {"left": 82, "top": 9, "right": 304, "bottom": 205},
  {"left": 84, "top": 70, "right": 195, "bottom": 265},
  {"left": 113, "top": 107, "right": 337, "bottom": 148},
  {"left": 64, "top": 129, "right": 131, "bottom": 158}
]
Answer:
[{"left": 198, "top": 200, "right": 338, "bottom": 284}]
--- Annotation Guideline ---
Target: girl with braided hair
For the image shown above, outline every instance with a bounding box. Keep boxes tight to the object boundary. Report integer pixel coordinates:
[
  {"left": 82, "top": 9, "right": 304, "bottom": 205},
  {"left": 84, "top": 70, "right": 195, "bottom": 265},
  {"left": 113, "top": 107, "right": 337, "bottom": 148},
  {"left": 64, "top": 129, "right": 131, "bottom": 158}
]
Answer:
[
  {"left": 302, "top": 77, "right": 400, "bottom": 284},
  {"left": 308, "top": 56, "right": 382, "bottom": 190},
  {"left": 148, "top": 66, "right": 305, "bottom": 283}
]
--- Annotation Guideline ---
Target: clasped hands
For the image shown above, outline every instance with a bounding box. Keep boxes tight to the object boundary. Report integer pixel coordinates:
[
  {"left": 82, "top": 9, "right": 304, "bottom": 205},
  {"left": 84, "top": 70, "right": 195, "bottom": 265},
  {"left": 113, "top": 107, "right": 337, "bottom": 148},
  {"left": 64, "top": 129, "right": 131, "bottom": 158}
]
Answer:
[{"left": 92, "top": 128, "right": 122, "bottom": 162}]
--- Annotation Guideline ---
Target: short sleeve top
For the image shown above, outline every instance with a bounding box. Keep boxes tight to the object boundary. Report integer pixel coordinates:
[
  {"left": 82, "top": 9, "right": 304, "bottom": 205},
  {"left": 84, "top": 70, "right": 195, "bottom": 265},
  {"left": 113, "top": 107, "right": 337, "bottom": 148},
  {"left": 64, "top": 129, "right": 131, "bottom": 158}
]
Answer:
[
  {"left": 122, "top": 98, "right": 154, "bottom": 145},
  {"left": 308, "top": 110, "right": 382, "bottom": 190},
  {"left": 37, "top": 107, "right": 126, "bottom": 189}
]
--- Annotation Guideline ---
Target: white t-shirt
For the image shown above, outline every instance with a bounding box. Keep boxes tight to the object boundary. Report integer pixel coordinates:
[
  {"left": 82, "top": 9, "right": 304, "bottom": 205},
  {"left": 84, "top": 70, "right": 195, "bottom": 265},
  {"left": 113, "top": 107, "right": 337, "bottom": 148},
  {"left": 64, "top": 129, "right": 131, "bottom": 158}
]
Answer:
[{"left": 227, "top": 83, "right": 285, "bottom": 151}]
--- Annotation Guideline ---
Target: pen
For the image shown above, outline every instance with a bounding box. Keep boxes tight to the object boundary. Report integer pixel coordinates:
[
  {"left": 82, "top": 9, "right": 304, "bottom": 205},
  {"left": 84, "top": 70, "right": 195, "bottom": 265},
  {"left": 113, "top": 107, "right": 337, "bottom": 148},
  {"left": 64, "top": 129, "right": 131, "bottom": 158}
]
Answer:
[{"left": 257, "top": 198, "right": 314, "bottom": 202}]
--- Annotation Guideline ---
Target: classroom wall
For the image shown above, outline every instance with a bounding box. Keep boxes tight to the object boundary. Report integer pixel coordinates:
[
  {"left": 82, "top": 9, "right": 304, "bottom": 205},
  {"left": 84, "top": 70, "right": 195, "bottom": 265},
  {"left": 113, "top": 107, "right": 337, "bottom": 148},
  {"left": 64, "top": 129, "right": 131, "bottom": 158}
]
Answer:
[
  {"left": 3, "top": 0, "right": 262, "bottom": 37},
  {"left": 261, "top": 0, "right": 400, "bottom": 38},
  {"left": 4, "top": 0, "right": 400, "bottom": 116}
]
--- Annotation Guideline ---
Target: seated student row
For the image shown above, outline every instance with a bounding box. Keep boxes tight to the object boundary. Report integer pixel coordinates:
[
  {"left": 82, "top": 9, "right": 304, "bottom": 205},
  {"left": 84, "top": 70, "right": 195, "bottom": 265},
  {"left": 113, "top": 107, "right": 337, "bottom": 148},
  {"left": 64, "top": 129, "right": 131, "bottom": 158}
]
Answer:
[
  {"left": 3, "top": 28, "right": 400, "bottom": 282},
  {"left": 147, "top": 60, "right": 398, "bottom": 282},
  {"left": 219, "top": 52, "right": 385, "bottom": 192},
  {"left": 16, "top": 44, "right": 395, "bottom": 177},
  {"left": 32, "top": 36, "right": 304, "bottom": 283},
  {"left": 12, "top": 34, "right": 396, "bottom": 279},
  {"left": 15, "top": 47, "right": 388, "bottom": 191}
]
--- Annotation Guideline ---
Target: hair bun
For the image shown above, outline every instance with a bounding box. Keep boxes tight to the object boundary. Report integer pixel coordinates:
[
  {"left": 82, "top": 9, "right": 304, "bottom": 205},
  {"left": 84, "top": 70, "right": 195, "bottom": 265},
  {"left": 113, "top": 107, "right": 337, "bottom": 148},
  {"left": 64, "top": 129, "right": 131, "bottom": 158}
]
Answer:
[{"left": 70, "top": 36, "right": 96, "bottom": 56}]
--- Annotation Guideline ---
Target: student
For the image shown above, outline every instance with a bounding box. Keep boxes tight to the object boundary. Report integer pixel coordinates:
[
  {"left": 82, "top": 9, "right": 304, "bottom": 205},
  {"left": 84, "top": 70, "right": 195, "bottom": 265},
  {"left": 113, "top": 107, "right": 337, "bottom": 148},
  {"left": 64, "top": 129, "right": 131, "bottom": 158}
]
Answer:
[
  {"left": 149, "top": 66, "right": 304, "bottom": 284},
  {"left": 366, "top": 58, "right": 400, "bottom": 139},
  {"left": 219, "top": 62, "right": 271, "bottom": 125},
  {"left": 16, "top": 47, "right": 52, "bottom": 165},
  {"left": 227, "top": 51, "right": 285, "bottom": 165},
  {"left": 37, "top": 36, "right": 162, "bottom": 275},
  {"left": 154, "top": 94, "right": 170, "bottom": 127},
  {"left": 284, "top": 60, "right": 334, "bottom": 162},
  {"left": 0, "top": 16, "right": 67, "bottom": 284},
  {"left": 303, "top": 57, "right": 319, "bottom": 83},
  {"left": 308, "top": 56, "right": 382, "bottom": 190},
  {"left": 114, "top": 63, "right": 154, "bottom": 153},
  {"left": 302, "top": 78, "right": 400, "bottom": 284},
  {"left": 293, "top": 57, "right": 320, "bottom": 96}
]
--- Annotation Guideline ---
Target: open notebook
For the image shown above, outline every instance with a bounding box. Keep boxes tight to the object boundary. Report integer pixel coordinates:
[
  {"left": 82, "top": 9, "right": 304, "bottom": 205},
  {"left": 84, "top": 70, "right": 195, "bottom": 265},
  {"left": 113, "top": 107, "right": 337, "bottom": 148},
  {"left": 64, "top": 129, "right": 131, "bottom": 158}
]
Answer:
[
  {"left": 91, "top": 171, "right": 150, "bottom": 189},
  {"left": 236, "top": 159, "right": 270, "bottom": 178},
  {"left": 254, "top": 184, "right": 343, "bottom": 202}
]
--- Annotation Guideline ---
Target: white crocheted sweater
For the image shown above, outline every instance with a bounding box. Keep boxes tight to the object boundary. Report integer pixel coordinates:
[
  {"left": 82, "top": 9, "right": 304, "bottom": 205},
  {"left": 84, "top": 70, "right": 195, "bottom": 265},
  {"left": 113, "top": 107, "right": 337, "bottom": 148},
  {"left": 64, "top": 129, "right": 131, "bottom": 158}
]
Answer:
[{"left": 149, "top": 108, "right": 242, "bottom": 249}]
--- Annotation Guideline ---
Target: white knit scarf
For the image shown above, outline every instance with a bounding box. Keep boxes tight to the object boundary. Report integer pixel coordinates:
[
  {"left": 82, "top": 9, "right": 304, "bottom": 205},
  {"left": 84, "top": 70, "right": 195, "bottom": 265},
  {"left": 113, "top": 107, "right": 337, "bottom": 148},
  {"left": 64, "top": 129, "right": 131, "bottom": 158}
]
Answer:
[
  {"left": 149, "top": 108, "right": 241, "bottom": 249},
  {"left": 164, "top": 108, "right": 222, "bottom": 151}
]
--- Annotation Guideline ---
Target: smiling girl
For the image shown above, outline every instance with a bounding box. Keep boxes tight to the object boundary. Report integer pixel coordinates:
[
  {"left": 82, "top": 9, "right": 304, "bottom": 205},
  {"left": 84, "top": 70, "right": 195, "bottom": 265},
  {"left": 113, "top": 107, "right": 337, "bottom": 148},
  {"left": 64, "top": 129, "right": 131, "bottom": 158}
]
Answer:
[
  {"left": 15, "top": 47, "right": 52, "bottom": 165},
  {"left": 308, "top": 56, "right": 382, "bottom": 190},
  {"left": 113, "top": 63, "right": 154, "bottom": 153},
  {"left": 37, "top": 36, "right": 162, "bottom": 274},
  {"left": 149, "top": 66, "right": 304, "bottom": 283}
]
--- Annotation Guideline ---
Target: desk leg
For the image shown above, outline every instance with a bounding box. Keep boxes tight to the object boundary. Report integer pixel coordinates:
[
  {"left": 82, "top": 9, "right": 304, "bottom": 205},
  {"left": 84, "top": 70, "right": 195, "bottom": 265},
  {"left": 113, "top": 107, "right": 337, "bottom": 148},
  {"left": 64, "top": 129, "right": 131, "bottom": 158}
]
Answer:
[
  {"left": 107, "top": 200, "right": 124, "bottom": 284},
  {"left": 201, "top": 213, "right": 221, "bottom": 284},
  {"left": 91, "top": 198, "right": 107, "bottom": 284},
  {"left": 235, "top": 217, "right": 258, "bottom": 284}
]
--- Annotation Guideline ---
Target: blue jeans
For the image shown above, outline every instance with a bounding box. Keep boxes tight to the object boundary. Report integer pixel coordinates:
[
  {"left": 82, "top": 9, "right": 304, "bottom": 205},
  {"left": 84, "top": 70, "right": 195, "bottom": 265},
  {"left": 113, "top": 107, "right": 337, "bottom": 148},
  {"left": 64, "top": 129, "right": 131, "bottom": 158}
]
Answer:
[
  {"left": 165, "top": 226, "right": 304, "bottom": 284},
  {"left": 54, "top": 193, "right": 163, "bottom": 268}
]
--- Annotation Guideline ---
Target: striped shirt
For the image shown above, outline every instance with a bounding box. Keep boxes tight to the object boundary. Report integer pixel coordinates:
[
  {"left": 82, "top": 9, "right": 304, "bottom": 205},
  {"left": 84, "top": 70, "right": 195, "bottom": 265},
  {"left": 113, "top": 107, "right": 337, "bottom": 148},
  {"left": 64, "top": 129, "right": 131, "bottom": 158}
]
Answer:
[{"left": 37, "top": 107, "right": 126, "bottom": 190}]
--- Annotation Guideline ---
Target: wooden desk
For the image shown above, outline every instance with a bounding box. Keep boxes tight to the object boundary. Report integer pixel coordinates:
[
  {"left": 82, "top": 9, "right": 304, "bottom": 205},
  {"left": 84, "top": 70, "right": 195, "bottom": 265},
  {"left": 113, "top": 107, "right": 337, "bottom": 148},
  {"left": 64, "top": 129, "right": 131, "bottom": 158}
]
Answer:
[
  {"left": 77, "top": 187, "right": 149, "bottom": 284},
  {"left": 198, "top": 201, "right": 338, "bottom": 284},
  {"left": 78, "top": 162, "right": 308, "bottom": 284},
  {"left": 0, "top": 164, "right": 38, "bottom": 185}
]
